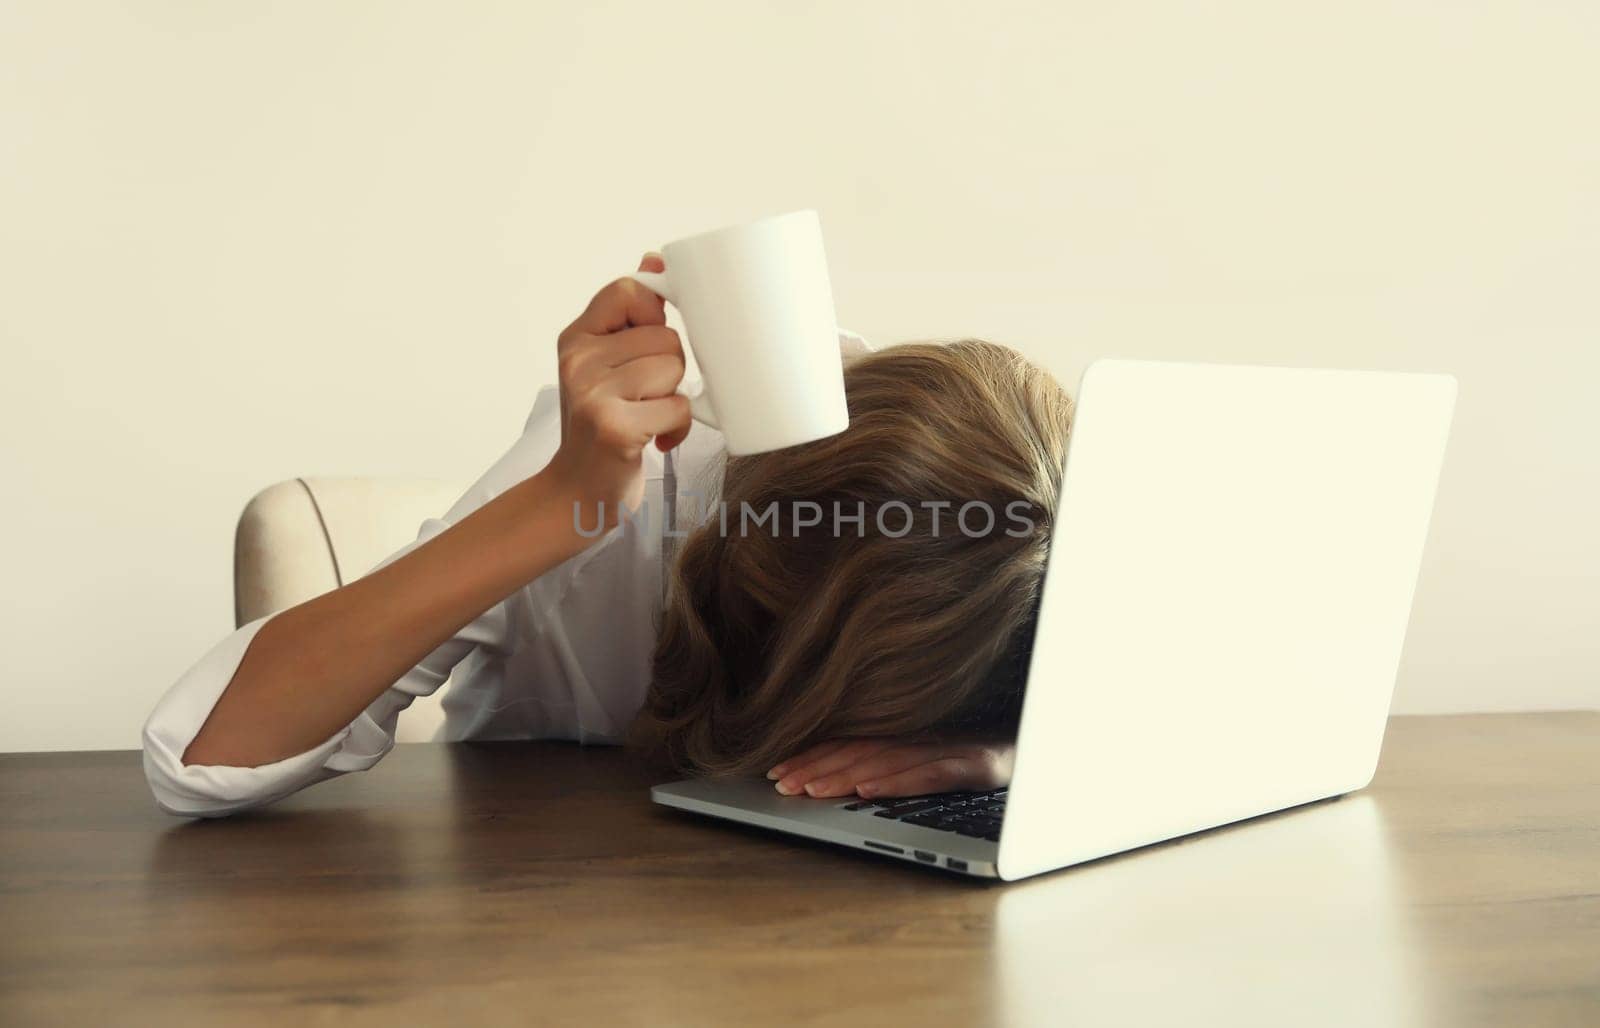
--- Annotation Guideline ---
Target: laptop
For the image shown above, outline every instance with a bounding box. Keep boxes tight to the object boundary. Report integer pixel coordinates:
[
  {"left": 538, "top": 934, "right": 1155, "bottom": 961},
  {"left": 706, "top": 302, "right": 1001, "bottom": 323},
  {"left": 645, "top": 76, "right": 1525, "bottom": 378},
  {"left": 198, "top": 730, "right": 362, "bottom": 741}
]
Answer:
[{"left": 651, "top": 359, "right": 1457, "bottom": 880}]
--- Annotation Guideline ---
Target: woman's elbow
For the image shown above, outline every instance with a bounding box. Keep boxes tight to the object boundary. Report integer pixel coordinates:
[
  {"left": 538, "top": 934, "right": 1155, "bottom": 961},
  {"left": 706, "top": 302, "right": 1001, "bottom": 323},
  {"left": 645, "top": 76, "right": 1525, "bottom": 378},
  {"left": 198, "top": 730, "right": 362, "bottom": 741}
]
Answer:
[{"left": 141, "top": 730, "right": 261, "bottom": 819}]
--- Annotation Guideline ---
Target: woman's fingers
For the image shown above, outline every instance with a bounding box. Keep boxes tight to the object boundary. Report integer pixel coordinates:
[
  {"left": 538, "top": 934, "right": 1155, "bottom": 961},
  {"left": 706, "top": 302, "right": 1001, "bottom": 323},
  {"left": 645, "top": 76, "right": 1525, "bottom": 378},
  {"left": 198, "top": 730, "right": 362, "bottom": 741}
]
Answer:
[
  {"left": 801, "top": 744, "right": 945, "bottom": 798},
  {"left": 602, "top": 352, "right": 686, "bottom": 402},
  {"left": 560, "top": 259, "right": 669, "bottom": 368},
  {"left": 565, "top": 277, "right": 666, "bottom": 340},
  {"left": 856, "top": 747, "right": 1014, "bottom": 799},
  {"left": 774, "top": 739, "right": 894, "bottom": 795},
  {"left": 590, "top": 325, "right": 683, "bottom": 370},
  {"left": 855, "top": 758, "right": 984, "bottom": 799},
  {"left": 770, "top": 739, "right": 1016, "bottom": 800},
  {"left": 655, "top": 426, "right": 689, "bottom": 453},
  {"left": 623, "top": 394, "right": 692, "bottom": 441},
  {"left": 767, "top": 739, "right": 849, "bottom": 781}
]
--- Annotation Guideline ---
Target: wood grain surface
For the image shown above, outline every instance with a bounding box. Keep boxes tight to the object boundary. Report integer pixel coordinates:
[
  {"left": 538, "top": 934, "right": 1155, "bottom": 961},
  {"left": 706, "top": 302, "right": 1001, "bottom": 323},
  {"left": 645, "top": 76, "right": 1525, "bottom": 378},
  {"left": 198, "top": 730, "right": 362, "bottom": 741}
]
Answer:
[{"left": 1, "top": 713, "right": 1596, "bottom": 1026}]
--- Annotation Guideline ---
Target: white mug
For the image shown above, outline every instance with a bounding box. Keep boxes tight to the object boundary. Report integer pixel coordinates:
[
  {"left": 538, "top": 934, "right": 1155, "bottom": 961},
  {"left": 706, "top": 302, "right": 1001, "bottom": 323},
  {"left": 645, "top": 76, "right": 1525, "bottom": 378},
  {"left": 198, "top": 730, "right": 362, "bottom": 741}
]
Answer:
[{"left": 629, "top": 209, "right": 851, "bottom": 456}]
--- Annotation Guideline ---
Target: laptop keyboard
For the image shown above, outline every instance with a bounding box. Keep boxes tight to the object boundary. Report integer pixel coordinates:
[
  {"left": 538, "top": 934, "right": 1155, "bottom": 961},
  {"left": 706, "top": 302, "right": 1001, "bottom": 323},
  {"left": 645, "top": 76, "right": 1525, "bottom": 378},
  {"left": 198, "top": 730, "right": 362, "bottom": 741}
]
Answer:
[{"left": 840, "top": 788, "right": 1007, "bottom": 842}]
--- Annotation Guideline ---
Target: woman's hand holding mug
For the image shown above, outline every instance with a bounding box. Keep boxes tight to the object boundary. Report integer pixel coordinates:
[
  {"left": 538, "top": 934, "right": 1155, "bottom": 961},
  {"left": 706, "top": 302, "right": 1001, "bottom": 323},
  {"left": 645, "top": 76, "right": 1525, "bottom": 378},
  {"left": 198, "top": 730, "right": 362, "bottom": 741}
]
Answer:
[
  {"left": 544, "top": 254, "right": 692, "bottom": 527},
  {"left": 546, "top": 210, "right": 851, "bottom": 536}
]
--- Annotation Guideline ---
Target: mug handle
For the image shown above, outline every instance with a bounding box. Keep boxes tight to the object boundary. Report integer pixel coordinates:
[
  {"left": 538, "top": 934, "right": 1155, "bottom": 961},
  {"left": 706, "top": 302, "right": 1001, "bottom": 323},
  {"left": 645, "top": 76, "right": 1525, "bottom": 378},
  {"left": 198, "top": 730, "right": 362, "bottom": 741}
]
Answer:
[{"left": 628, "top": 269, "right": 721, "bottom": 429}]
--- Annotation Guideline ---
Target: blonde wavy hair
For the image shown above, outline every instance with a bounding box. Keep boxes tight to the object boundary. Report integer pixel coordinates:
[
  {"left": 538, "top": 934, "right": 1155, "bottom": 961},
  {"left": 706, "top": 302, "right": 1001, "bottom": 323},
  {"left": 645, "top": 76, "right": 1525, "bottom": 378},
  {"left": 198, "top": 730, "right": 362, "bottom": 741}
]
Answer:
[{"left": 638, "top": 340, "right": 1073, "bottom": 775}]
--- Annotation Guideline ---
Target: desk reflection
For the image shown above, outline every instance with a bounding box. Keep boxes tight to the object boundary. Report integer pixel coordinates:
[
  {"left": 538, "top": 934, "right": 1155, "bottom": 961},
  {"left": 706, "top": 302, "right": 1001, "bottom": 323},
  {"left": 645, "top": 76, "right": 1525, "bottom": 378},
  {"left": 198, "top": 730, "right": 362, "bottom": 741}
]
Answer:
[{"left": 992, "top": 796, "right": 1425, "bottom": 1027}]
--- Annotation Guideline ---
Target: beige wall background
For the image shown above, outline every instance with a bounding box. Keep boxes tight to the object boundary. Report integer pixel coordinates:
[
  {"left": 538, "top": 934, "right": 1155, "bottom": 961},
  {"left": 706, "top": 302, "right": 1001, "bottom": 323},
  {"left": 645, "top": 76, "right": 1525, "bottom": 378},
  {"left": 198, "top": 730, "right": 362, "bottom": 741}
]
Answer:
[{"left": 2, "top": 2, "right": 1595, "bottom": 752}]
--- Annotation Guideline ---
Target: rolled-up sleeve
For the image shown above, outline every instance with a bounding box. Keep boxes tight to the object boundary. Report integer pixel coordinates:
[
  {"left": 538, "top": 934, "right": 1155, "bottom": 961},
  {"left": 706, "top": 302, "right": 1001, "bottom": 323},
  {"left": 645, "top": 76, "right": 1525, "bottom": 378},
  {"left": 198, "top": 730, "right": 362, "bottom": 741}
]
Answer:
[{"left": 142, "top": 389, "right": 565, "bottom": 817}]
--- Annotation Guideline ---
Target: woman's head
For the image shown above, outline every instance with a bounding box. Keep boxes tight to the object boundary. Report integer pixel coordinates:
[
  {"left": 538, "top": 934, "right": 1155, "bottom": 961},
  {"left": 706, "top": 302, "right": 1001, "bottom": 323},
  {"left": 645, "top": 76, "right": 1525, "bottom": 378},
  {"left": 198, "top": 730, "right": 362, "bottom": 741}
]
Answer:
[{"left": 642, "top": 340, "right": 1073, "bottom": 775}]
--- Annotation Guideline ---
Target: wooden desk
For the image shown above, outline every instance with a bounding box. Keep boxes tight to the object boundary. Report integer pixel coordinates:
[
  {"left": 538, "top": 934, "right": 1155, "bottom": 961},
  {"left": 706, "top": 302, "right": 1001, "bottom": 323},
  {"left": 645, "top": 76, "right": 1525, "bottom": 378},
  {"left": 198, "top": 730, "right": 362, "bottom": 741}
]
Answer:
[{"left": 1, "top": 713, "right": 1596, "bottom": 1026}]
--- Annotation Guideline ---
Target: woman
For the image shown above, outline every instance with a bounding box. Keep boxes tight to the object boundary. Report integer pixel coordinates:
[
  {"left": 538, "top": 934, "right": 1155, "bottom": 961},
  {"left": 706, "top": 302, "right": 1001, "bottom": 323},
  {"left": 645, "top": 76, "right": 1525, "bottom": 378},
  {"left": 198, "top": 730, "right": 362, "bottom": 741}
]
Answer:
[{"left": 142, "top": 255, "right": 1073, "bottom": 817}]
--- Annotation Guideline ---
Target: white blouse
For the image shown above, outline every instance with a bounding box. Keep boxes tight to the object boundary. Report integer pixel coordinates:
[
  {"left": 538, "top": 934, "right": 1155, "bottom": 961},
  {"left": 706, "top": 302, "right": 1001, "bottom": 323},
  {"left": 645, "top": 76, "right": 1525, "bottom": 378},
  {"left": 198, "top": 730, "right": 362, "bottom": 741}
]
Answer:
[{"left": 143, "top": 333, "right": 869, "bottom": 817}]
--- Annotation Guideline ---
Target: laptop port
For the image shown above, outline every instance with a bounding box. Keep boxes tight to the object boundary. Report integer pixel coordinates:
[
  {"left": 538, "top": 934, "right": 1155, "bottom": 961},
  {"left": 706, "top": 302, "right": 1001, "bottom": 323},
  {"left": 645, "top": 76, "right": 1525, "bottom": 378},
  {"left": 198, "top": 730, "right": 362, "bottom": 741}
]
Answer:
[
  {"left": 863, "top": 841, "right": 903, "bottom": 854},
  {"left": 946, "top": 858, "right": 968, "bottom": 872},
  {"left": 913, "top": 850, "right": 936, "bottom": 863}
]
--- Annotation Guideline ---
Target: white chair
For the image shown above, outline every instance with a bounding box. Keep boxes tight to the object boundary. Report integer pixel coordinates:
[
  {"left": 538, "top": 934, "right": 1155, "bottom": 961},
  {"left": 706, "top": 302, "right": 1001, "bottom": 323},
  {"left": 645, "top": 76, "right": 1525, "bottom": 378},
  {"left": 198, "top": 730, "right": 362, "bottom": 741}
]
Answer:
[{"left": 233, "top": 477, "right": 466, "bottom": 742}]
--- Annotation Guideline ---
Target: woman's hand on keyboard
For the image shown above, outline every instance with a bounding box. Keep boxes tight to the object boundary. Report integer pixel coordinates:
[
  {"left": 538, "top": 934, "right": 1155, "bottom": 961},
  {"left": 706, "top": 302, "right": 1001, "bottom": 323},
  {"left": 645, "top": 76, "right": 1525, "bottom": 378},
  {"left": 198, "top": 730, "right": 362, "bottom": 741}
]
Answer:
[{"left": 766, "top": 738, "right": 1015, "bottom": 800}]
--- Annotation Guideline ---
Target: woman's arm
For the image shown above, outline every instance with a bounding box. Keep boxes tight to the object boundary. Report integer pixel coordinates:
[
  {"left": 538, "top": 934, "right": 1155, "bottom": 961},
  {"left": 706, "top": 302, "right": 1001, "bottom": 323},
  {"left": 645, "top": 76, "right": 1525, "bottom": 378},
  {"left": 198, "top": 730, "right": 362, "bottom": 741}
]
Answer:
[
  {"left": 180, "top": 261, "right": 691, "bottom": 770},
  {"left": 181, "top": 470, "right": 585, "bottom": 767}
]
